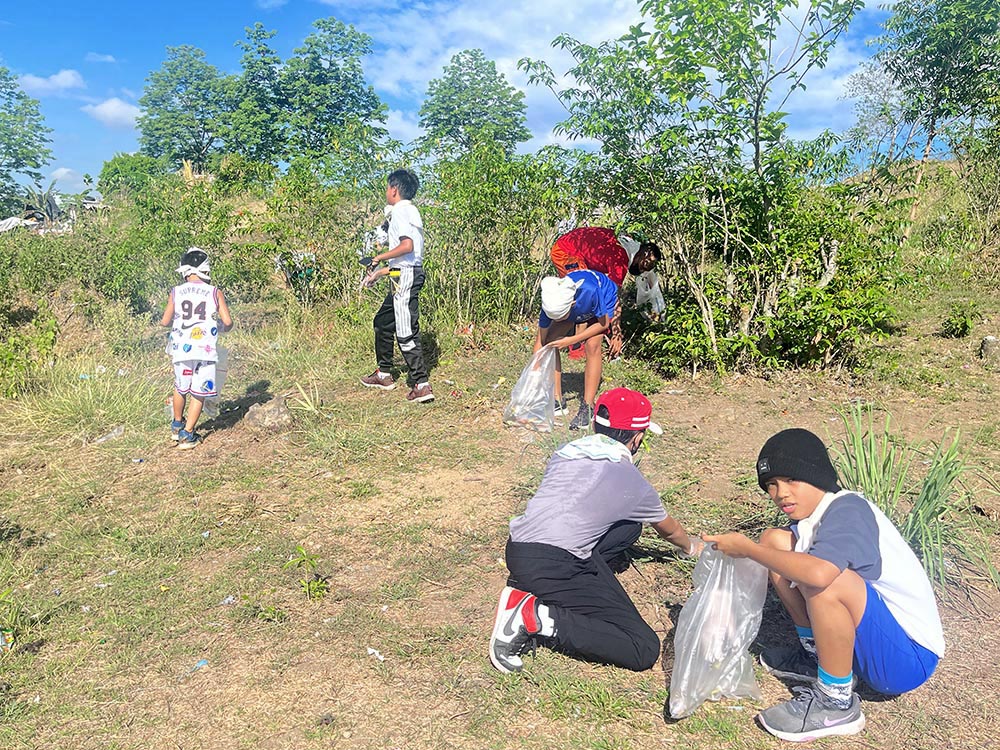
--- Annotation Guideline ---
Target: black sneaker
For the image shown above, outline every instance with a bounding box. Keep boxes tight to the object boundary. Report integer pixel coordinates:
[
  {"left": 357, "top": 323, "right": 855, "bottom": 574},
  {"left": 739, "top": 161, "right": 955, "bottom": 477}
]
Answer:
[
  {"left": 757, "top": 685, "right": 865, "bottom": 742},
  {"left": 760, "top": 645, "right": 819, "bottom": 683},
  {"left": 568, "top": 402, "right": 594, "bottom": 431},
  {"left": 554, "top": 398, "right": 568, "bottom": 416}
]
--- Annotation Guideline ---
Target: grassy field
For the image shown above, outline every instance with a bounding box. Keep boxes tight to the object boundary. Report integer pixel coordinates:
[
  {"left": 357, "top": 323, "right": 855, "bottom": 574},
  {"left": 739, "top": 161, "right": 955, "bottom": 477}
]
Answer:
[{"left": 0, "top": 280, "right": 998, "bottom": 749}]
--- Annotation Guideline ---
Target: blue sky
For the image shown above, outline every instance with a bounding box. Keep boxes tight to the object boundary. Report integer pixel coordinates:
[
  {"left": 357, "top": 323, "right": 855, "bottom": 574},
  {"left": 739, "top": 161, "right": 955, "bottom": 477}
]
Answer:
[{"left": 0, "top": 0, "right": 892, "bottom": 194}]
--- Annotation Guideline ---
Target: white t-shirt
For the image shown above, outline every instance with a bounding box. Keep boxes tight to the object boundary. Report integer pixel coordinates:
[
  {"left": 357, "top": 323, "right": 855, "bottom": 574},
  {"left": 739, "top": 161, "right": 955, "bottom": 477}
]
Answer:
[
  {"left": 797, "top": 490, "right": 945, "bottom": 657},
  {"left": 387, "top": 200, "right": 424, "bottom": 268}
]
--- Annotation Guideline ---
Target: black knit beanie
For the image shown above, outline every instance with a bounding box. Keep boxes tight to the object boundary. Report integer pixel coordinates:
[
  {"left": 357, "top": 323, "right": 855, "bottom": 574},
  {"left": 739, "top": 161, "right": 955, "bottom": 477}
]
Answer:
[{"left": 756, "top": 428, "right": 841, "bottom": 493}]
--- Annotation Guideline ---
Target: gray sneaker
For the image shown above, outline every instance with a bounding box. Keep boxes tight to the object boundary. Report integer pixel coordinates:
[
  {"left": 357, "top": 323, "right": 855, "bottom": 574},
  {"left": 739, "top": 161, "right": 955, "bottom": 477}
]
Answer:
[
  {"left": 760, "top": 645, "right": 819, "bottom": 683},
  {"left": 568, "top": 402, "right": 593, "bottom": 431},
  {"left": 757, "top": 686, "right": 865, "bottom": 742}
]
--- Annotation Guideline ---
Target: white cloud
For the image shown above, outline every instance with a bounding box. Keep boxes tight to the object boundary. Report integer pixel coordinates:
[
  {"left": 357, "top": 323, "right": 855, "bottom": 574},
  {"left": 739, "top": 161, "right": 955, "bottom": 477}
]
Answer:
[
  {"left": 19, "top": 69, "right": 86, "bottom": 95},
  {"left": 50, "top": 167, "right": 87, "bottom": 192},
  {"left": 355, "top": 0, "right": 643, "bottom": 149},
  {"left": 81, "top": 97, "right": 141, "bottom": 129},
  {"left": 386, "top": 108, "right": 423, "bottom": 145},
  {"left": 85, "top": 52, "right": 117, "bottom": 63}
]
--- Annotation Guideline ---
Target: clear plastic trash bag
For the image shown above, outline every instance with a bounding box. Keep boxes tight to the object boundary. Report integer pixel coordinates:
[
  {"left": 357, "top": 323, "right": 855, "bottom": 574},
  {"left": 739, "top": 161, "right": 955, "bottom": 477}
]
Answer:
[
  {"left": 203, "top": 346, "right": 229, "bottom": 419},
  {"left": 668, "top": 548, "right": 768, "bottom": 719},
  {"left": 503, "top": 347, "right": 556, "bottom": 432}
]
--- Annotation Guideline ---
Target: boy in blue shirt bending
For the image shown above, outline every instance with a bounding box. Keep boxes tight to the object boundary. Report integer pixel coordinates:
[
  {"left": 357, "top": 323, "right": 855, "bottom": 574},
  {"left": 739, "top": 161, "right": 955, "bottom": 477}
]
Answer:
[{"left": 533, "top": 270, "right": 618, "bottom": 430}]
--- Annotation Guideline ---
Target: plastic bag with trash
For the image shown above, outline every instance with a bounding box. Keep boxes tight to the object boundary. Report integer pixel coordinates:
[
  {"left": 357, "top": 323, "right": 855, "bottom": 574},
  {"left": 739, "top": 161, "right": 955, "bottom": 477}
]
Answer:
[
  {"left": 635, "top": 270, "right": 666, "bottom": 319},
  {"left": 202, "top": 346, "right": 229, "bottom": 419},
  {"left": 502, "top": 347, "right": 556, "bottom": 432},
  {"left": 668, "top": 548, "right": 768, "bottom": 719}
]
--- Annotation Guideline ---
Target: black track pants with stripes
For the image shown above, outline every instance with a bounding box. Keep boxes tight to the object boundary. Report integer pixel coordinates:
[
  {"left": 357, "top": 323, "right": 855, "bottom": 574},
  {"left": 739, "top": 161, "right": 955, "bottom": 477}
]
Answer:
[{"left": 373, "top": 266, "right": 429, "bottom": 386}]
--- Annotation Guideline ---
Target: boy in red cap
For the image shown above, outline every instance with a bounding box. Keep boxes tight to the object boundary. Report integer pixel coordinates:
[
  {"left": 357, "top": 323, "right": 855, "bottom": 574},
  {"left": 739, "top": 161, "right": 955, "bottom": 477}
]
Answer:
[
  {"left": 489, "top": 388, "right": 700, "bottom": 674},
  {"left": 703, "top": 428, "right": 944, "bottom": 742}
]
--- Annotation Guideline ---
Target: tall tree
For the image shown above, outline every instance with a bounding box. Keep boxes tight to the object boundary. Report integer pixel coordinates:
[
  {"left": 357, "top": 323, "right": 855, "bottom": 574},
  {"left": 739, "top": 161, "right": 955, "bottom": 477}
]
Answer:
[
  {"left": 418, "top": 49, "right": 530, "bottom": 155},
  {"left": 224, "top": 23, "right": 288, "bottom": 164},
  {"left": 874, "top": 0, "right": 1000, "bottom": 224},
  {"left": 138, "top": 45, "right": 231, "bottom": 171},
  {"left": 0, "top": 65, "right": 52, "bottom": 212},
  {"left": 281, "top": 17, "right": 384, "bottom": 158}
]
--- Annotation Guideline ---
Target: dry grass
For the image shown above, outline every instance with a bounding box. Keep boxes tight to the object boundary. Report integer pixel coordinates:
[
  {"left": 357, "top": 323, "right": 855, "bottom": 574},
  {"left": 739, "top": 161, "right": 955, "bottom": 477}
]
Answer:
[{"left": 0, "top": 304, "right": 998, "bottom": 750}]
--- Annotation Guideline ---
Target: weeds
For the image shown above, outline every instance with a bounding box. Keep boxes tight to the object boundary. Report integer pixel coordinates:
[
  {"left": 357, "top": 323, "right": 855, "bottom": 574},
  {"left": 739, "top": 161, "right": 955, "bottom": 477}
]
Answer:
[
  {"left": 940, "top": 301, "right": 979, "bottom": 338},
  {"left": 835, "top": 404, "right": 1000, "bottom": 599},
  {"left": 283, "top": 545, "right": 330, "bottom": 601}
]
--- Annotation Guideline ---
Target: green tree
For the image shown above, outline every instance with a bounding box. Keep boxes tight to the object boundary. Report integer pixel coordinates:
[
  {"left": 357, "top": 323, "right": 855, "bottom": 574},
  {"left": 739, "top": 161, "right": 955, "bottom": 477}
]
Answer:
[
  {"left": 520, "top": 0, "right": 890, "bottom": 372},
  {"left": 138, "top": 45, "right": 231, "bottom": 171},
  {"left": 224, "top": 23, "right": 288, "bottom": 164},
  {"left": 97, "top": 152, "right": 166, "bottom": 195},
  {"left": 281, "top": 17, "right": 384, "bottom": 158},
  {"left": 0, "top": 65, "right": 52, "bottom": 213},
  {"left": 874, "top": 0, "right": 1000, "bottom": 224},
  {"left": 418, "top": 49, "right": 530, "bottom": 155}
]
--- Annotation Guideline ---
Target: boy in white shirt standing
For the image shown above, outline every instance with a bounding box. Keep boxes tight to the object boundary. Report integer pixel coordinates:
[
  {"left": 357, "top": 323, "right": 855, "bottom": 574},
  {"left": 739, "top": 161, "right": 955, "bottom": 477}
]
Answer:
[
  {"left": 160, "top": 248, "right": 234, "bottom": 448},
  {"left": 360, "top": 169, "right": 433, "bottom": 403}
]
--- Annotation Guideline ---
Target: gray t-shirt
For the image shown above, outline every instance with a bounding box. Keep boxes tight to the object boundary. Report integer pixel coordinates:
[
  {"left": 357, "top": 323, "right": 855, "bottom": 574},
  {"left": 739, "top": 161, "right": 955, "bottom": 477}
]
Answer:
[{"left": 509, "top": 435, "right": 668, "bottom": 559}]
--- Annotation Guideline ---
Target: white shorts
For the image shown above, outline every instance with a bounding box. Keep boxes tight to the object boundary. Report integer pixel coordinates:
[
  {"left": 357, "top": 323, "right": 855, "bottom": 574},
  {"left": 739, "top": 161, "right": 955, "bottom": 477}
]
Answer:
[{"left": 173, "top": 360, "right": 218, "bottom": 398}]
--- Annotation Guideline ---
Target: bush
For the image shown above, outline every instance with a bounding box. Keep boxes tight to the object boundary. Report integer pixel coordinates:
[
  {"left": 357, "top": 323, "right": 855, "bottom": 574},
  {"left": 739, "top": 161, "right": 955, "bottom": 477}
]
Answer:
[{"left": 940, "top": 301, "right": 979, "bottom": 339}]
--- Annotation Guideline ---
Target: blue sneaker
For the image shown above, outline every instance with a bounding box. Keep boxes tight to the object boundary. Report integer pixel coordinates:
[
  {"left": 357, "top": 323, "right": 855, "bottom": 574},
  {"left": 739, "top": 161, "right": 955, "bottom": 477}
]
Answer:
[
  {"left": 170, "top": 420, "right": 185, "bottom": 441},
  {"left": 177, "top": 429, "right": 200, "bottom": 450}
]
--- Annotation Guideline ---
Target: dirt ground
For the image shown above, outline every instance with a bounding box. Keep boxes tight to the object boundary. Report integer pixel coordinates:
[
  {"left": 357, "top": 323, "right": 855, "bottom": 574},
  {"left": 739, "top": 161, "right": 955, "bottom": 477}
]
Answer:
[{"left": 2, "top": 332, "right": 999, "bottom": 750}]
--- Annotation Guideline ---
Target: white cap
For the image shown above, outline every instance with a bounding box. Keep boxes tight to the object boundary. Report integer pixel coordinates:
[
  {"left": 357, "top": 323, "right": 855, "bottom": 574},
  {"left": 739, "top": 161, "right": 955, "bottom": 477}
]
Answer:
[{"left": 541, "top": 276, "right": 582, "bottom": 321}]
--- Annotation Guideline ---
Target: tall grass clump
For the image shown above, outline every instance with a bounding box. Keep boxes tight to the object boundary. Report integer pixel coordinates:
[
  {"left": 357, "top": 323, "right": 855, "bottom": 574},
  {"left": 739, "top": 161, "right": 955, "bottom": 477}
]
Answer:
[
  {"left": 5, "top": 359, "right": 165, "bottom": 442},
  {"left": 835, "top": 404, "right": 999, "bottom": 602}
]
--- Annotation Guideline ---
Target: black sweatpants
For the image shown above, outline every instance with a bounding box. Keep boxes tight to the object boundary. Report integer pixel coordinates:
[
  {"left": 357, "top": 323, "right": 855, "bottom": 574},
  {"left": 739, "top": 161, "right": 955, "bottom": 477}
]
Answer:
[
  {"left": 373, "top": 266, "right": 429, "bottom": 386},
  {"left": 505, "top": 521, "right": 660, "bottom": 672}
]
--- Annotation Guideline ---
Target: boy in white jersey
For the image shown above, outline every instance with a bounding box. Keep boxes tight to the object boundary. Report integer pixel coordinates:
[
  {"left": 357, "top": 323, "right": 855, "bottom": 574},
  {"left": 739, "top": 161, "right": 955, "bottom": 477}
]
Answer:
[
  {"left": 704, "top": 428, "right": 944, "bottom": 742},
  {"left": 160, "top": 248, "right": 234, "bottom": 449}
]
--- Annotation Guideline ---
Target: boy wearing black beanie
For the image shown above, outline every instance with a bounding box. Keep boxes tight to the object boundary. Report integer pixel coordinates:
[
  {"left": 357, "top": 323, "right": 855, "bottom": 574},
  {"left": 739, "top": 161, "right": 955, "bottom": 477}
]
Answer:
[{"left": 703, "top": 428, "right": 944, "bottom": 742}]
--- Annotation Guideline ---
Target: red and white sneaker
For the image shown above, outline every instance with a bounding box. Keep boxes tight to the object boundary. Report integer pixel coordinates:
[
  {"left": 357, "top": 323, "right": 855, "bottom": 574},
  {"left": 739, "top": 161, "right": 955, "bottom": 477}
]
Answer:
[{"left": 489, "top": 586, "right": 542, "bottom": 673}]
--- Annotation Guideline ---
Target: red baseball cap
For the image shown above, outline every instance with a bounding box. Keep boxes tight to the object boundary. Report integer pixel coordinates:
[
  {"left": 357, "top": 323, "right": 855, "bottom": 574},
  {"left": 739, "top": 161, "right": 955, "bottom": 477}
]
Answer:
[{"left": 594, "top": 388, "right": 663, "bottom": 435}]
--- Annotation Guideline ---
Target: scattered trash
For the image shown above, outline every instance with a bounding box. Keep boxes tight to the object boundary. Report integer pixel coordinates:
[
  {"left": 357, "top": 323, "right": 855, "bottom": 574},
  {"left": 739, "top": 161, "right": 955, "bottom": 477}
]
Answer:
[
  {"left": 665, "top": 389, "right": 685, "bottom": 395},
  {"left": 366, "top": 647, "right": 385, "bottom": 662},
  {"left": 200, "top": 531, "right": 211, "bottom": 539},
  {"left": 132, "top": 458, "right": 144, "bottom": 464},
  {"left": 443, "top": 379, "right": 455, "bottom": 385},
  {"left": 116, "top": 368, "right": 129, "bottom": 377},
  {"left": 81, "top": 606, "right": 91, "bottom": 613},
  {"left": 182, "top": 658, "right": 209, "bottom": 679},
  {"left": 0, "top": 629, "right": 14, "bottom": 653},
  {"left": 94, "top": 583, "right": 109, "bottom": 589},
  {"left": 93, "top": 425, "right": 125, "bottom": 444},
  {"left": 381, "top": 605, "right": 388, "bottom": 612},
  {"left": 106, "top": 570, "right": 118, "bottom": 577},
  {"left": 52, "top": 589, "right": 61, "bottom": 596},
  {"left": 491, "top": 376, "right": 506, "bottom": 390},
  {"left": 95, "top": 365, "right": 107, "bottom": 374},
  {"left": 220, "top": 595, "right": 236, "bottom": 606}
]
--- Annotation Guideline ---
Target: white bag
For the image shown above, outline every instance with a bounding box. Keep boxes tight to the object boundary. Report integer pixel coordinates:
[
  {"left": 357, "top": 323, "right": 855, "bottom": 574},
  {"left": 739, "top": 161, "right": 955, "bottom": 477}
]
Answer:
[
  {"left": 203, "top": 346, "right": 229, "bottom": 419},
  {"left": 668, "top": 548, "right": 768, "bottom": 719},
  {"left": 502, "top": 348, "right": 556, "bottom": 432},
  {"left": 635, "top": 270, "right": 666, "bottom": 318}
]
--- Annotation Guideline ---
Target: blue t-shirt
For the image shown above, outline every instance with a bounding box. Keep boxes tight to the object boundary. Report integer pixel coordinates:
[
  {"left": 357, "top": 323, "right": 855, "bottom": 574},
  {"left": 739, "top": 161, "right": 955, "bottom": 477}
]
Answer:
[{"left": 538, "top": 270, "right": 619, "bottom": 327}]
